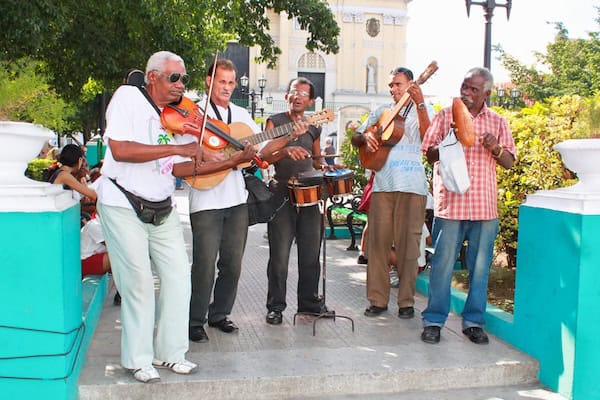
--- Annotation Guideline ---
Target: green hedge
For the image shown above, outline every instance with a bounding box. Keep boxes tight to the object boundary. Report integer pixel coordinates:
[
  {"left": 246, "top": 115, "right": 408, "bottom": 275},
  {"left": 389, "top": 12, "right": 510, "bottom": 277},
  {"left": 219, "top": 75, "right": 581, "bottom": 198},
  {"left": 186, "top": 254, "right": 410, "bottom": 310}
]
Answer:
[{"left": 25, "top": 158, "right": 56, "bottom": 182}]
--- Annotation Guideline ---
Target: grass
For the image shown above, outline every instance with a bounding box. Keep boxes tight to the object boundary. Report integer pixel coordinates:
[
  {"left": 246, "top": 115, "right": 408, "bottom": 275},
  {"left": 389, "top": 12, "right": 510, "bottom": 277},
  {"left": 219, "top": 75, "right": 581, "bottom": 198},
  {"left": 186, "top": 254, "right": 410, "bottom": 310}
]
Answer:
[{"left": 451, "top": 266, "right": 515, "bottom": 313}]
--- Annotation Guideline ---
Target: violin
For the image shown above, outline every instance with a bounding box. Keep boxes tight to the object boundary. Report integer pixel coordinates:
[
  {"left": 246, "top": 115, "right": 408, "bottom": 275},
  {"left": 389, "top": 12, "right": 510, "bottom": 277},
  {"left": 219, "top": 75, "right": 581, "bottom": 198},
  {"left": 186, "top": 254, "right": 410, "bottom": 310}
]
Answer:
[{"left": 160, "top": 96, "right": 268, "bottom": 169}]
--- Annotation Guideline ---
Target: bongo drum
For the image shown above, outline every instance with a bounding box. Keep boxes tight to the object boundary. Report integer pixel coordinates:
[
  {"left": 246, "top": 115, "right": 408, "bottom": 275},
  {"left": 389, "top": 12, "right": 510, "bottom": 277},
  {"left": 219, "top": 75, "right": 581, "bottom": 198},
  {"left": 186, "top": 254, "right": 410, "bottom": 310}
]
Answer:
[
  {"left": 323, "top": 168, "right": 354, "bottom": 196},
  {"left": 287, "top": 172, "right": 324, "bottom": 207}
]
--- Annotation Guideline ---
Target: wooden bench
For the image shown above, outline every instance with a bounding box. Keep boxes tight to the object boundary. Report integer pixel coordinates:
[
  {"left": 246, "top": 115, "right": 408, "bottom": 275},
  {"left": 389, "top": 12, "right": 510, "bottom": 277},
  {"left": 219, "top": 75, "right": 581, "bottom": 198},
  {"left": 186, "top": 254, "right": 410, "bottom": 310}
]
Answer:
[{"left": 326, "top": 194, "right": 367, "bottom": 251}]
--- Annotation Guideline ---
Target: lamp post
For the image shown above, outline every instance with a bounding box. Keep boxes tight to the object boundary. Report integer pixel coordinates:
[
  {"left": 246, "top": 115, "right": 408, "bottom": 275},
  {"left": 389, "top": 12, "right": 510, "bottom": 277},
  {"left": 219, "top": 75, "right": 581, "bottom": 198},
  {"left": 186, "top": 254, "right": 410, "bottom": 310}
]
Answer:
[
  {"left": 465, "top": 0, "right": 512, "bottom": 71},
  {"left": 240, "top": 74, "right": 269, "bottom": 129},
  {"left": 496, "top": 86, "right": 520, "bottom": 109}
]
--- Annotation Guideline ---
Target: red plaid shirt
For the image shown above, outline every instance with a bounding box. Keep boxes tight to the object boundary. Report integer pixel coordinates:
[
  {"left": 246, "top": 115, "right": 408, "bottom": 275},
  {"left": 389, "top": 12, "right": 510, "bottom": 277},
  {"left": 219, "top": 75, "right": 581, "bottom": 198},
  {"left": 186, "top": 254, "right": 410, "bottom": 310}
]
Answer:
[{"left": 421, "top": 104, "right": 516, "bottom": 220}]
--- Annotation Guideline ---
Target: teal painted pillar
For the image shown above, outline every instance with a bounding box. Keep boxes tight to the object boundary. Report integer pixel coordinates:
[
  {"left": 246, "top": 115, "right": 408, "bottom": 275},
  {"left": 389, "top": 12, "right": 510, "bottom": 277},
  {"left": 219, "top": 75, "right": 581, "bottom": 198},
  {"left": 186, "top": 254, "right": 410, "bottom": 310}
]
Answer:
[
  {"left": 514, "top": 185, "right": 600, "bottom": 400},
  {"left": 0, "top": 184, "right": 80, "bottom": 400}
]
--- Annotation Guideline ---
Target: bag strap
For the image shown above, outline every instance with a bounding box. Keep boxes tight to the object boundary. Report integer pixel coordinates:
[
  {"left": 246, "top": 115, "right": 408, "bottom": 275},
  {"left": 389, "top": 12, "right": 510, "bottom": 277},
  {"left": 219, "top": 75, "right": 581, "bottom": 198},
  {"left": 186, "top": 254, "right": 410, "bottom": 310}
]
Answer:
[
  {"left": 109, "top": 178, "right": 142, "bottom": 210},
  {"left": 137, "top": 86, "right": 161, "bottom": 116}
]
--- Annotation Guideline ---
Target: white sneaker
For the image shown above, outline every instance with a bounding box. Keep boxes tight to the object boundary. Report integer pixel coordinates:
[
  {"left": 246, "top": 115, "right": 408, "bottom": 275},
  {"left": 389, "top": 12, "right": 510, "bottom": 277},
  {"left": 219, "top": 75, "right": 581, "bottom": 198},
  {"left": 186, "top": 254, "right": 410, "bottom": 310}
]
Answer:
[
  {"left": 152, "top": 359, "right": 198, "bottom": 375},
  {"left": 389, "top": 268, "right": 399, "bottom": 288},
  {"left": 130, "top": 366, "right": 160, "bottom": 383}
]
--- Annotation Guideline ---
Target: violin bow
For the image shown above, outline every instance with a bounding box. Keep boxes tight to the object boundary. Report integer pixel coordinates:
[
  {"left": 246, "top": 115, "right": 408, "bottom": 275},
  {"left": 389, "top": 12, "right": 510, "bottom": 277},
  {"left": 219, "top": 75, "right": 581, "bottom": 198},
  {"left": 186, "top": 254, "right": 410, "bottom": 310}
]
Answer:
[{"left": 198, "top": 50, "right": 220, "bottom": 147}]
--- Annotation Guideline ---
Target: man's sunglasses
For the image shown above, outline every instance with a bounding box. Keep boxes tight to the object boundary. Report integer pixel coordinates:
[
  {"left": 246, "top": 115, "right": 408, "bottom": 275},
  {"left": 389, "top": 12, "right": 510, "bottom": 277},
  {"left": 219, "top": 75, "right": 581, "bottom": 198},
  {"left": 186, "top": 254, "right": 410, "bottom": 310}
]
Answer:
[{"left": 160, "top": 72, "right": 190, "bottom": 85}]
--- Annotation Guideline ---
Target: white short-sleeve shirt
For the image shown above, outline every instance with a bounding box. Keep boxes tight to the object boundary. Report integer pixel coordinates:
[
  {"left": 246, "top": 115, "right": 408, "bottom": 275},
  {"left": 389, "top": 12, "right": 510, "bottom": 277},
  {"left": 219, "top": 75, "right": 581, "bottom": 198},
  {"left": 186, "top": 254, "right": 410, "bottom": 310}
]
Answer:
[
  {"left": 97, "top": 85, "right": 187, "bottom": 208},
  {"left": 81, "top": 218, "right": 106, "bottom": 259},
  {"left": 174, "top": 101, "right": 260, "bottom": 213}
]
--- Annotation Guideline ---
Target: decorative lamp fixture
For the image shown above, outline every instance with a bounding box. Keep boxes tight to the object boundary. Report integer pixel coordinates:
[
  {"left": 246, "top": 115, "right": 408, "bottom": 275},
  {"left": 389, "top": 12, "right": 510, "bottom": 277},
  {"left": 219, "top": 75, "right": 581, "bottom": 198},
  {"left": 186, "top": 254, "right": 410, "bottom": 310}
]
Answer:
[
  {"left": 258, "top": 76, "right": 267, "bottom": 90},
  {"left": 240, "top": 74, "right": 249, "bottom": 90},
  {"left": 511, "top": 87, "right": 520, "bottom": 99}
]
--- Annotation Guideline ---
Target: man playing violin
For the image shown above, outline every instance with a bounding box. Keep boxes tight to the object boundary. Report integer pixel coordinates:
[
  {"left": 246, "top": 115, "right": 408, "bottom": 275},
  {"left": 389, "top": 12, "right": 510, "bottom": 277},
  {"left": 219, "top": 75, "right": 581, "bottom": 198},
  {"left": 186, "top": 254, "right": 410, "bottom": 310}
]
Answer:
[
  {"left": 172, "top": 59, "right": 308, "bottom": 342},
  {"left": 260, "top": 77, "right": 334, "bottom": 325},
  {"left": 420, "top": 67, "right": 516, "bottom": 345},
  {"left": 97, "top": 51, "right": 200, "bottom": 383},
  {"left": 351, "top": 67, "right": 433, "bottom": 321}
]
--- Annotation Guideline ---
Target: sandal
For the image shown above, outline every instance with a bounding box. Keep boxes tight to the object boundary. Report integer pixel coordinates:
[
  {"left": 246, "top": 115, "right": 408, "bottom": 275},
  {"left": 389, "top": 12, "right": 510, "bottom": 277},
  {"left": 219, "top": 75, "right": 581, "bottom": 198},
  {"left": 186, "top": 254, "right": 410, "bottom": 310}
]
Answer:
[
  {"left": 152, "top": 359, "right": 198, "bottom": 375},
  {"left": 130, "top": 366, "right": 160, "bottom": 383}
]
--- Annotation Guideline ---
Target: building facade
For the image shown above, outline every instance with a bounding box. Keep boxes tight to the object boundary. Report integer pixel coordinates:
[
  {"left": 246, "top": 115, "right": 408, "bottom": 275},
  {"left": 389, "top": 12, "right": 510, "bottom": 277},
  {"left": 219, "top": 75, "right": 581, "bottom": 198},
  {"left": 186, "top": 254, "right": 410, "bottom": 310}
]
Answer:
[{"left": 234, "top": 0, "right": 413, "bottom": 144}]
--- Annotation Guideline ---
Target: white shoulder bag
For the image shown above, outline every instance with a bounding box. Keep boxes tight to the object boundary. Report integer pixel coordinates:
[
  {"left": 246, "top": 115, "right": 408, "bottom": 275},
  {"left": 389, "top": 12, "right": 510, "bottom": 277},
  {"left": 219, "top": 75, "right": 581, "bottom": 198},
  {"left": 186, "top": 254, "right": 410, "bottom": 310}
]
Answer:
[{"left": 438, "top": 128, "right": 470, "bottom": 194}]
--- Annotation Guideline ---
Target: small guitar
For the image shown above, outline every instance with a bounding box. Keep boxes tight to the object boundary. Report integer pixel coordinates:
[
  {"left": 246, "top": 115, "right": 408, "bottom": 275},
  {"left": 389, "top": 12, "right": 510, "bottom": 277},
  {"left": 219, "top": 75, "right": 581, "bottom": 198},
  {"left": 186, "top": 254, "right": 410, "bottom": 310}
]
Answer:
[
  {"left": 359, "top": 61, "right": 438, "bottom": 171},
  {"left": 186, "top": 109, "right": 334, "bottom": 190}
]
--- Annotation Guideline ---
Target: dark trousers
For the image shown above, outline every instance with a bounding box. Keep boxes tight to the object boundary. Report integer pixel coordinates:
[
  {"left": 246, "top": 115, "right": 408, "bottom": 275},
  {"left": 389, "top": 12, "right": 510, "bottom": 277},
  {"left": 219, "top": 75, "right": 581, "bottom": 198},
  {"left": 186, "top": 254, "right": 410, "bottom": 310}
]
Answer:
[
  {"left": 267, "top": 200, "right": 323, "bottom": 313},
  {"left": 189, "top": 204, "right": 248, "bottom": 326}
]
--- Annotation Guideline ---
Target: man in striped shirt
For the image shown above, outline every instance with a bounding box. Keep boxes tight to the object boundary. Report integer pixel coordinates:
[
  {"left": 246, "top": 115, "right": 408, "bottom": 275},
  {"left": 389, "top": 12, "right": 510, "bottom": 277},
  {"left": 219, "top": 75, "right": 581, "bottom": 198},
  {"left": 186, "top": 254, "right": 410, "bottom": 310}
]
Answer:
[{"left": 420, "top": 67, "right": 516, "bottom": 345}]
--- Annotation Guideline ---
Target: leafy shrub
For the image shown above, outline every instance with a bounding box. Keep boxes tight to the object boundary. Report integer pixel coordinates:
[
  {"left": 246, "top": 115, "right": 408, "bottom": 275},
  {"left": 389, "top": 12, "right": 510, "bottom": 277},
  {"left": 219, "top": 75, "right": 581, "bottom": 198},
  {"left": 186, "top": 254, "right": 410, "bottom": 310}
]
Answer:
[
  {"left": 340, "top": 119, "right": 368, "bottom": 192},
  {"left": 495, "top": 95, "right": 589, "bottom": 268},
  {"left": 26, "top": 158, "right": 56, "bottom": 182}
]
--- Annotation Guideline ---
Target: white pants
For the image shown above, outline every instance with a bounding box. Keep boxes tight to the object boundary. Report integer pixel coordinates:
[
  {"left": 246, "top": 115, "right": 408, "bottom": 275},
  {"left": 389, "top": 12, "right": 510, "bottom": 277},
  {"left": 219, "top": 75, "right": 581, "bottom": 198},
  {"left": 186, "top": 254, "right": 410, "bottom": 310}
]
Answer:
[{"left": 98, "top": 204, "right": 191, "bottom": 369}]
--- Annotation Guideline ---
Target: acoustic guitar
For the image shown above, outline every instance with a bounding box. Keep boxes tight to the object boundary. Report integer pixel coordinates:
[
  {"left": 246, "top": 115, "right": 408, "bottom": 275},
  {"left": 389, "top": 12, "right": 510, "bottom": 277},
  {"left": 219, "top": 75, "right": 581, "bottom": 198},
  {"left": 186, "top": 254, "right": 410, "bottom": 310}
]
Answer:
[
  {"left": 186, "top": 109, "right": 334, "bottom": 190},
  {"left": 358, "top": 61, "right": 438, "bottom": 171}
]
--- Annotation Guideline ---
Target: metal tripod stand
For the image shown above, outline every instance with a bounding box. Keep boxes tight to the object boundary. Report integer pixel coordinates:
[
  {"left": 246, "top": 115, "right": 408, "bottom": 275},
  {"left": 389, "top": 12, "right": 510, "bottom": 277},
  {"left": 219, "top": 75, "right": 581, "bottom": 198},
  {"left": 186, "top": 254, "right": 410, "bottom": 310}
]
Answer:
[{"left": 293, "top": 194, "right": 355, "bottom": 336}]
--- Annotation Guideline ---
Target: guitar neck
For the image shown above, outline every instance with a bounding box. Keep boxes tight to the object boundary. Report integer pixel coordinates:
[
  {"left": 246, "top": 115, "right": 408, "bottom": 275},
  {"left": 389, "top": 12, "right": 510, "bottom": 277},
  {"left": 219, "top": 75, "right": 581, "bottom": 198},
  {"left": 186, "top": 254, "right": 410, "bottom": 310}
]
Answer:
[
  {"left": 380, "top": 93, "right": 412, "bottom": 132},
  {"left": 243, "top": 122, "right": 295, "bottom": 145}
]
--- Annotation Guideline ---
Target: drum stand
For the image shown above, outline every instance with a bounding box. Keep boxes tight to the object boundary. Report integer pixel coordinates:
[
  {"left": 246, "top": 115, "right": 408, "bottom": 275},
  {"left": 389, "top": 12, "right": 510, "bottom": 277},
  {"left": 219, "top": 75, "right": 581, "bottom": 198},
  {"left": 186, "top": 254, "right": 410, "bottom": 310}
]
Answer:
[{"left": 293, "top": 196, "right": 354, "bottom": 336}]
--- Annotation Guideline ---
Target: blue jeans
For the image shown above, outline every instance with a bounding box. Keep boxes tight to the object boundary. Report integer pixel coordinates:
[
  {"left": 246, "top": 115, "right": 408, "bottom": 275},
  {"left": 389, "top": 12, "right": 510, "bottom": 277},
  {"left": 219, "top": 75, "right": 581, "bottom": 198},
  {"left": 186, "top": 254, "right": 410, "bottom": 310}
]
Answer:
[{"left": 422, "top": 218, "right": 499, "bottom": 329}]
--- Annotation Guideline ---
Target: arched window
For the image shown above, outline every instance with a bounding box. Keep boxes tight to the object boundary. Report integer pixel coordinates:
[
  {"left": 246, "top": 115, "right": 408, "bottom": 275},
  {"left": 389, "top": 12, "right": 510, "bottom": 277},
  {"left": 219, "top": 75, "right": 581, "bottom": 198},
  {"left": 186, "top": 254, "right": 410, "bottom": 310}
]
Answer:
[
  {"left": 297, "top": 52, "right": 326, "bottom": 106},
  {"left": 298, "top": 53, "right": 326, "bottom": 69}
]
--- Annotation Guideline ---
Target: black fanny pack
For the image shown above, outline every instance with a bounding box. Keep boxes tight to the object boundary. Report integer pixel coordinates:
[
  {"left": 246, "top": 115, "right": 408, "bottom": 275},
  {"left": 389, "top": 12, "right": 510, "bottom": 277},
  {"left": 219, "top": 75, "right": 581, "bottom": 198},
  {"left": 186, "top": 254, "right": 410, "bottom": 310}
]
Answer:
[{"left": 110, "top": 178, "right": 172, "bottom": 225}]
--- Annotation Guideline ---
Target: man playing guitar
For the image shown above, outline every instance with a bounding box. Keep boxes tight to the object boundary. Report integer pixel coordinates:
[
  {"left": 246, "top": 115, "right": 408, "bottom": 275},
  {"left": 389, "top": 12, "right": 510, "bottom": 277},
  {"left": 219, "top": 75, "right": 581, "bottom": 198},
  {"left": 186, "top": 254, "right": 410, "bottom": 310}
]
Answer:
[
  {"left": 173, "top": 59, "right": 308, "bottom": 343},
  {"left": 351, "top": 67, "right": 432, "bottom": 320}
]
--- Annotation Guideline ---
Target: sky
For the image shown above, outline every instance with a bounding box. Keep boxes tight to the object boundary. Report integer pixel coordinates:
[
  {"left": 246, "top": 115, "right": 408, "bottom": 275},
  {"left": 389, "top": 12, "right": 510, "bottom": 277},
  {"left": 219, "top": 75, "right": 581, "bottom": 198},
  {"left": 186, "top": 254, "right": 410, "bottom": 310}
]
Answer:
[{"left": 405, "top": 0, "right": 599, "bottom": 103}]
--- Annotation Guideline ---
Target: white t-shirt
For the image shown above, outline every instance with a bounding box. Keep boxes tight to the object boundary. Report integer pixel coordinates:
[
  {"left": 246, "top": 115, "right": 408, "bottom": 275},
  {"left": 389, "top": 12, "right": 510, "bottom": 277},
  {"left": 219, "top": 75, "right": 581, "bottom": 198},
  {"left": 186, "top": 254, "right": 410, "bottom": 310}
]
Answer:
[
  {"left": 97, "top": 85, "right": 187, "bottom": 208},
  {"left": 174, "top": 101, "right": 260, "bottom": 213},
  {"left": 81, "top": 218, "right": 106, "bottom": 259}
]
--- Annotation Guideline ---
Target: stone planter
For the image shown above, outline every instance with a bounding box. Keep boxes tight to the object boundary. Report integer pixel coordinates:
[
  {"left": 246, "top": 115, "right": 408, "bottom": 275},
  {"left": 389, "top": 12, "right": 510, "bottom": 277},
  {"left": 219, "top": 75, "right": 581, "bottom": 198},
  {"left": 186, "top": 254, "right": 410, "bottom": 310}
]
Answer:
[
  {"left": 554, "top": 138, "right": 600, "bottom": 193},
  {"left": 525, "top": 138, "right": 600, "bottom": 215},
  {"left": 0, "top": 121, "right": 73, "bottom": 212},
  {"left": 0, "top": 121, "right": 54, "bottom": 186}
]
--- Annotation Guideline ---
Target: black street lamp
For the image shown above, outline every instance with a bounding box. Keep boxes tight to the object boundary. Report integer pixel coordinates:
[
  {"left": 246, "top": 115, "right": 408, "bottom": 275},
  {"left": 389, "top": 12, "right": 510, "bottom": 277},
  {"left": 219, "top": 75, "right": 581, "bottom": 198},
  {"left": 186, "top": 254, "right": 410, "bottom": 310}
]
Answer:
[
  {"left": 496, "top": 86, "right": 521, "bottom": 109},
  {"left": 240, "top": 74, "right": 269, "bottom": 128},
  {"left": 465, "top": 0, "right": 512, "bottom": 71}
]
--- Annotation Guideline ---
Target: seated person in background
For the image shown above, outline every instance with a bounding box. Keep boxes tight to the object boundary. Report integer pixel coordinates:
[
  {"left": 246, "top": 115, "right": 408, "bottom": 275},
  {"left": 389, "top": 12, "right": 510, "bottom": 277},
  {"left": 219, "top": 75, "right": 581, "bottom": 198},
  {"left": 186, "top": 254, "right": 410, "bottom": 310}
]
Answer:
[
  {"left": 77, "top": 157, "right": 97, "bottom": 218},
  {"left": 81, "top": 217, "right": 110, "bottom": 276},
  {"left": 89, "top": 167, "right": 102, "bottom": 183},
  {"left": 38, "top": 141, "right": 55, "bottom": 159},
  {"left": 321, "top": 137, "right": 336, "bottom": 166},
  {"left": 356, "top": 171, "right": 374, "bottom": 265},
  {"left": 47, "top": 144, "right": 97, "bottom": 203},
  {"left": 81, "top": 216, "right": 120, "bottom": 305},
  {"left": 417, "top": 223, "right": 432, "bottom": 273}
]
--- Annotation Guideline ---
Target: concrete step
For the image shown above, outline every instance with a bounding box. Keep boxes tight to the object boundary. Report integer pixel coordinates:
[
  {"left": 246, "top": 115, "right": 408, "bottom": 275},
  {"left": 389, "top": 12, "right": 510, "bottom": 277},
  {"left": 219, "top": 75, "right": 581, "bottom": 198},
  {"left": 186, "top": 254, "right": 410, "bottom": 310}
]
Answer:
[
  {"left": 79, "top": 338, "right": 538, "bottom": 400},
  {"left": 289, "top": 385, "right": 566, "bottom": 400},
  {"left": 79, "top": 193, "right": 544, "bottom": 400}
]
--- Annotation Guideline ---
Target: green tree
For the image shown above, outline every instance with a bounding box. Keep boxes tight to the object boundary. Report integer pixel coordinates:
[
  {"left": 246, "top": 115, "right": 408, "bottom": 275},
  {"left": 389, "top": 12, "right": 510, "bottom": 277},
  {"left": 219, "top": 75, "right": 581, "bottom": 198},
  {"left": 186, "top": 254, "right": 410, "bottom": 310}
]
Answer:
[
  {"left": 0, "top": 58, "right": 75, "bottom": 132},
  {"left": 497, "top": 9, "right": 600, "bottom": 102},
  {"left": 0, "top": 0, "right": 340, "bottom": 102}
]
